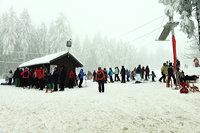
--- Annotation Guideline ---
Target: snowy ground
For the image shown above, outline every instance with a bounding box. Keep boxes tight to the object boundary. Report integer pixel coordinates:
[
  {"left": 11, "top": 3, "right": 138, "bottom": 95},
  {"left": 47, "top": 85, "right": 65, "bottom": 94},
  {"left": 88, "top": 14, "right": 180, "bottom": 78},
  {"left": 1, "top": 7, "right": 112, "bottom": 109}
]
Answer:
[{"left": 1, "top": 68, "right": 200, "bottom": 133}]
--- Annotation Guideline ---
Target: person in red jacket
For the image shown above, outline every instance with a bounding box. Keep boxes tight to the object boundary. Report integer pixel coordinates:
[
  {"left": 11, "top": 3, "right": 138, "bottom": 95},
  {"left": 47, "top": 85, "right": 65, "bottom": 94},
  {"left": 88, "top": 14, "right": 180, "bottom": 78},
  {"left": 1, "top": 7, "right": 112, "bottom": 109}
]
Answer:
[
  {"left": 20, "top": 68, "right": 31, "bottom": 88},
  {"left": 96, "top": 67, "right": 106, "bottom": 93},
  {"left": 68, "top": 70, "right": 75, "bottom": 88},
  {"left": 37, "top": 67, "right": 45, "bottom": 90}
]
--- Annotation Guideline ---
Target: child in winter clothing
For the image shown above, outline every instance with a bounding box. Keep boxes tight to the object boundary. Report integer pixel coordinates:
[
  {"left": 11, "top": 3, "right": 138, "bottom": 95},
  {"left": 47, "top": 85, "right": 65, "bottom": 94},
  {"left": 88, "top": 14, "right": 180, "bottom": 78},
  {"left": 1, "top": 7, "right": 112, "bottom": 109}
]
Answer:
[
  {"left": 108, "top": 68, "right": 114, "bottom": 83},
  {"left": 46, "top": 73, "right": 53, "bottom": 93},
  {"left": 103, "top": 68, "right": 108, "bottom": 83},
  {"left": 126, "top": 70, "right": 130, "bottom": 82},
  {"left": 114, "top": 67, "right": 120, "bottom": 81},
  {"left": 78, "top": 69, "right": 84, "bottom": 88},
  {"left": 93, "top": 70, "right": 96, "bottom": 82},
  {"left": 151, "top": 71, "right": 156, "bottom": 82},
  {"left": 7, "top": 70, "right": 13, "bottom": 85}
]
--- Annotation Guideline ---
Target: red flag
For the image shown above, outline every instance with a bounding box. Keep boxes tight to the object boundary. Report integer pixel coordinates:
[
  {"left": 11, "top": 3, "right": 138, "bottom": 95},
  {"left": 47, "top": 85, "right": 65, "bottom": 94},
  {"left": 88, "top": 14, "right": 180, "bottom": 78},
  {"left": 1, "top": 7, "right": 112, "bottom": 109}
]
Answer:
[{"left": 172, "top": 35, "right": 177, "bottom": 71}]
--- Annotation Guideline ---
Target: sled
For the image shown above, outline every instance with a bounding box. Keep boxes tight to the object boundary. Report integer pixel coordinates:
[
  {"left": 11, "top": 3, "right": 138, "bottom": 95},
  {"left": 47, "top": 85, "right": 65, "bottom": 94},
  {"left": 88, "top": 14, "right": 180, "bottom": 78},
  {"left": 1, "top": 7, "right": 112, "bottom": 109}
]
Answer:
[
  {"left": 189, "top": 84, "right": 199, "bottom": 92},
  {"left": 132, "top": 81, "right": 147, "bottom": 84},
  {"left": 180, "top": 87, "right": 189, "bottom": 94},
  {"left": 185, "top": 75, "right": 199, "bottom": 83},
  {"left": 0, "top": 82, "right": 14, "bottom": 85}
]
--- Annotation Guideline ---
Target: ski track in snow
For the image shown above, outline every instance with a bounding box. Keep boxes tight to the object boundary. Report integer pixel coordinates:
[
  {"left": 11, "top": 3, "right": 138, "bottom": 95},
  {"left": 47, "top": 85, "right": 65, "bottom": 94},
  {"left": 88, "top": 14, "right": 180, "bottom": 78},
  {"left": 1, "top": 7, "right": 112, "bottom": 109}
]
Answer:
[{"left": 0, "top": 80, "right": 200, "bottom": 133}]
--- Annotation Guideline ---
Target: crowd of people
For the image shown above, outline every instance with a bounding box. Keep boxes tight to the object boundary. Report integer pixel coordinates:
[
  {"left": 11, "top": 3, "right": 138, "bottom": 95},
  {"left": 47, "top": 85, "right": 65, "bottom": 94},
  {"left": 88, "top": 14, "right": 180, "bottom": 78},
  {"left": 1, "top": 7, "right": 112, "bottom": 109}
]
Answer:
[
  {"left": 6, "top": 66, "right": 80, "bottom": 92},
  {"left": 5, "top": 64, "right": 157, "bottom": 93},
  {"left": 5, "top": 59, "right": 198, "bottom": 93},
  {"left": 92, "top": 65, "right": 156, "bottom": 93},
  {"left": 158, "top": 60, "right": 199, "bottom": 88}
]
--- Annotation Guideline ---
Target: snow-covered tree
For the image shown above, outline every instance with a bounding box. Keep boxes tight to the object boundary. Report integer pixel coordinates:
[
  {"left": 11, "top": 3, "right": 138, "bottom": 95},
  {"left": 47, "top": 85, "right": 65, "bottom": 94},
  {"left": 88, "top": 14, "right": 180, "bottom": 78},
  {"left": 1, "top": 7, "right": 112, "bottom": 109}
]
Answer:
[
  {"left": 184, "top": 36, "right": 200, "bottom": 58},
  {"left": 1, "top": 7, "right": 19, "bottom": 55},
  {"left": 18, "top": 9, "right": 33, "bottom": 61},
  {"left": 0, "top": 8, "right": 22, "bottom": 75},
  {"left": 47, "top": 22, "right": 56, "bottom": 54},
  {"left": 159, "top": 0, "right": 200, "bottom": 42},
  {"left": 26, "top": 26, "right": 42, "bottom": 60},
  {"left": 48, "top": 13, "right": 72, "bottom": 53},
  {"left": 92, "top": 33, "right": 105, "bottom": 69},
  {"left": 71, "top": 36, "right": 82, "bottom": 59},
  {"left": 36, "top": 22, "right": 48, "bottom": 55},
  {"left": 80, "top": 32, "right": 137, "bottom": 71},
  {"left": 82, "top": 35, "right": 95, "bottom": 70},
  {"left": 0, "top": 15, "right": 3, "bottom": 56},
  {"left": 0, "top": 7, "right": 138, "bottom": 76}
]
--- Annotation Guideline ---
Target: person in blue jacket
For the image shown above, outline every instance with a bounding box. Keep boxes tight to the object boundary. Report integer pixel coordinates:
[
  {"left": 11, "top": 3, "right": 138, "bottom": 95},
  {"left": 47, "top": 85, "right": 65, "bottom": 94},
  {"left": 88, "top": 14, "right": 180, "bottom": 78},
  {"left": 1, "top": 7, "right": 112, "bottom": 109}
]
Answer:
[
  {"left": 108, "top": 68, "right": 114, "bottom": 83},
  {"left": 78, "top": 69, "right": 84, "bottom": 88},
  {"left": 126, "top": 70, "right": 130, "bottom": 82}
]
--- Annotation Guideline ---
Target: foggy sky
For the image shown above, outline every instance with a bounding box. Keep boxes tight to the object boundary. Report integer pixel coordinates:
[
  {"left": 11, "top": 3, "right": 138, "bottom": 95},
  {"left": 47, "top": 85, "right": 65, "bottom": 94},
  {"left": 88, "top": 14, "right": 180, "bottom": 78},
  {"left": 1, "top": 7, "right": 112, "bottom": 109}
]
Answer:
[
  {"left": 0, "top": 0, "right": 194, "bottom": 67},
  {"left": 0, "top": 0, "right": 166, "bottom": 41}
]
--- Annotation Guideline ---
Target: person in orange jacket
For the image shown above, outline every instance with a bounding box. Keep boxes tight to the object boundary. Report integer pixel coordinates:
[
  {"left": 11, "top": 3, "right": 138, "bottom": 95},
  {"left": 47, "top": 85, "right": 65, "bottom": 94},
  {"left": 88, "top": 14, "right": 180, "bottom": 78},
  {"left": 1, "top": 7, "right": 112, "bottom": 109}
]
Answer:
[
  {"left": 96, "top": 67, "right": 106, "bottom": 93},
  {"left": 37, "top": 66, "right": 45, "bottom": 90}
]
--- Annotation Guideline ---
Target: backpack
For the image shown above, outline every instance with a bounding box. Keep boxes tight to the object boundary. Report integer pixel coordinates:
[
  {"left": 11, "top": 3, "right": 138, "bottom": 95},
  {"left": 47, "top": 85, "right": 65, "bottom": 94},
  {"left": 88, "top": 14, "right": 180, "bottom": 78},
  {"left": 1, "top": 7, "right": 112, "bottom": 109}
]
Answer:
[
  {"left": 24, "top": 71, "right": 29, "bottom": 78},
  {"left": 78, "top": 73, "right": 82, "bottom": 79},
  {"left": 97, "top": 71, "right": 103, "bottom": 79}
]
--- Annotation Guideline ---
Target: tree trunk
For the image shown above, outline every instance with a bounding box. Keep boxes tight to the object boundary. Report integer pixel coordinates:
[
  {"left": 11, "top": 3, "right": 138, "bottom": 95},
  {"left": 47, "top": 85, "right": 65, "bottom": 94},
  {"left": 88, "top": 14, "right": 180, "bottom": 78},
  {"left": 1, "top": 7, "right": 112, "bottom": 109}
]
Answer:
[{"left": 196, "top": 3, "right": 200, "bottom": 46}]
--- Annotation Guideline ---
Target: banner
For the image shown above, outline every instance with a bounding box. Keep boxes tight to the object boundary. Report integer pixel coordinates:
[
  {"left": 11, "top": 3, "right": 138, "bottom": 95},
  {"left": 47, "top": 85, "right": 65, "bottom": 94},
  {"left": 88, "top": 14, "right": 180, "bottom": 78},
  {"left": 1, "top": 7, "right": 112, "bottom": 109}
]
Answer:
[{"left": 172, "top": 35, "right": 177, "bottom": 71}]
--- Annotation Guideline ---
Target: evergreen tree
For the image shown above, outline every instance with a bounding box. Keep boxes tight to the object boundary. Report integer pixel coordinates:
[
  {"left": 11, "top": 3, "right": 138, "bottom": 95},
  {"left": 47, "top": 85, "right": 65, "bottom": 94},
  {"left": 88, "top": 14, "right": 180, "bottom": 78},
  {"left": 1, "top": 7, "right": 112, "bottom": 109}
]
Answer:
[
  {"left": 0, "top": 15, "right": 3, "bottom": 57},
  {"left": 159, "top": 0, "right": 200, "bottom": 43},
  {"left": 48, "top": 13, "right": 72, "bottom": 53},
  {"left": 71, "top": 36, "right": 82, "bottom": 59},
  {"left": 0, "top": 8, "right": 138, "bottom": 76},
  {"left": 1, "top": 7, "right": 19, "bottom": 55},
  {"left": 37, "top": 22, "right": 48, "bottom": 55},
  {"left": 184, "top": 38, "right": 200, "bottom": 58},
  {"left": 82, "top": 35, "right": 94, "bottom": 70},
  {"left": 18, "top": 9, "right": 33, "bottom": 61},
  {"left": 26, "top": 26, "right": 42, "bottom": 60},
  {"left": 48, "top": 21, "right": 56, "bottom": 54}
]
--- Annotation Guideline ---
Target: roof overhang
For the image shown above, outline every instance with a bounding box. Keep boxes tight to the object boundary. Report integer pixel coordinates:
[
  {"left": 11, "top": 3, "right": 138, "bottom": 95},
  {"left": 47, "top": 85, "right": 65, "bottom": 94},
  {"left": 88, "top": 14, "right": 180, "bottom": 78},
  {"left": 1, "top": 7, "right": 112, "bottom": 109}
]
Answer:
[{"left": 19, "top": 51, "right": 83, "bottom": 68}]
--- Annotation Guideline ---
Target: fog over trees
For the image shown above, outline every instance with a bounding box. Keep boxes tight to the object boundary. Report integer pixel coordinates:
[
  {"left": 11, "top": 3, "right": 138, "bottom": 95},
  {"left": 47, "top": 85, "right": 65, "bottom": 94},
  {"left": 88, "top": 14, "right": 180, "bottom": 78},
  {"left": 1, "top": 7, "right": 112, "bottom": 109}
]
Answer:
[
  {"left": 0, "top": 8, "right": 142, "bottom": 77},
  {"left": 1, "top": 2, "right": 198, "bottom": 77}
]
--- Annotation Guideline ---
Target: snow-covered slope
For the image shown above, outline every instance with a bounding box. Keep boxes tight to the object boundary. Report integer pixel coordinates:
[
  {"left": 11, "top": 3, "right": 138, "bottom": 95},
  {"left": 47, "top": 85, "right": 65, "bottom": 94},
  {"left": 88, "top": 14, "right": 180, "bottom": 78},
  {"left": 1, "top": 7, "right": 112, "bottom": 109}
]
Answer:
[{"left": 0, "top": 79, "right": 200, "bottom": 133}]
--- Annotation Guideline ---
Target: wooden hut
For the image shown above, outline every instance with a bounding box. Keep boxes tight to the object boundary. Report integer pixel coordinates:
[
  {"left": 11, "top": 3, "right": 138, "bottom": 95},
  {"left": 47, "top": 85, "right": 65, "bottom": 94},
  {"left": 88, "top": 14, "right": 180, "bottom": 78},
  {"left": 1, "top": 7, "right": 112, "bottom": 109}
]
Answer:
[{"left": 19, "top": 51, "right": 83, "bottom": 87}]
